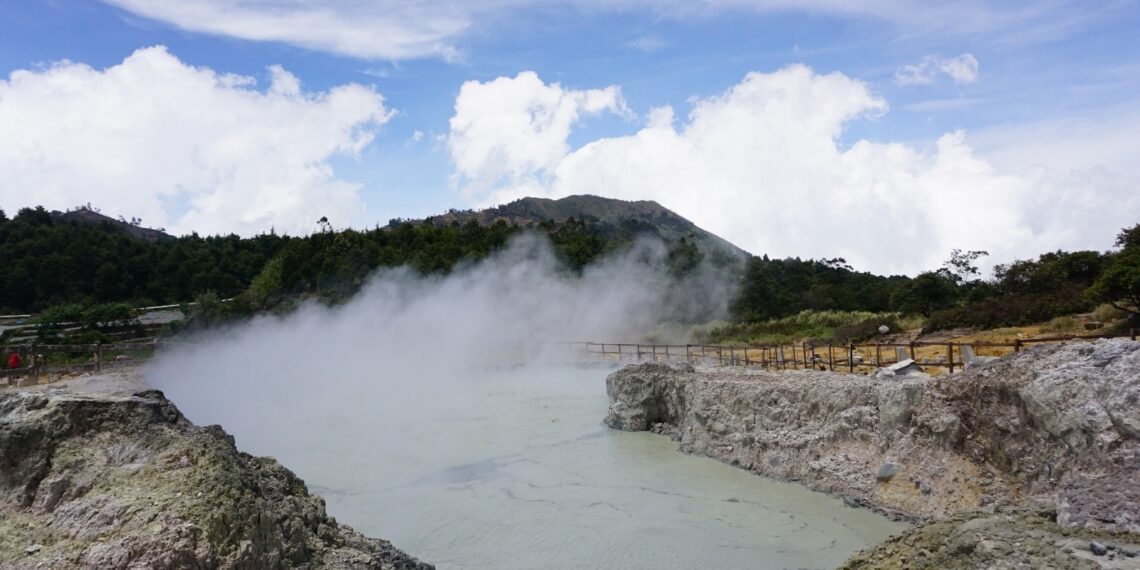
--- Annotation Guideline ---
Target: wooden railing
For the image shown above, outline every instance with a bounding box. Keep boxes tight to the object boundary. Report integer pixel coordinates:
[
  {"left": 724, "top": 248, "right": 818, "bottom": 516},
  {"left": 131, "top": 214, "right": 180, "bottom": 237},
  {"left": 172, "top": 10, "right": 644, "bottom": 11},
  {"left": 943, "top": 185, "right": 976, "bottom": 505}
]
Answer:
[
  {"left": 1, "top": 339, "right": 161, "bottom": 384},
  {"left": 550, "top": 329, "right": 1138, "bottom": 373}
]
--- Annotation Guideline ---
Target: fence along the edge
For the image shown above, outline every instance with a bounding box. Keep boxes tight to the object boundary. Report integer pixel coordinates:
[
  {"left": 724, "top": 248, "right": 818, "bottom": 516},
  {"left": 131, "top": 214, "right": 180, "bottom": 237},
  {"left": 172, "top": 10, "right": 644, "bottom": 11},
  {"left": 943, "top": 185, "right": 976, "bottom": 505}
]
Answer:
[{"left": 559, "top": 329, "right": 1138, "bottom": 373}]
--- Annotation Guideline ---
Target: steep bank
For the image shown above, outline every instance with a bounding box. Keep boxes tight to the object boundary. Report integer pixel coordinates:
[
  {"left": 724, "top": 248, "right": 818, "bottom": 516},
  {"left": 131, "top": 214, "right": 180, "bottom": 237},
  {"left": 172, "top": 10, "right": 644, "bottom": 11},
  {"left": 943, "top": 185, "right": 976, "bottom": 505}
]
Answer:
[
  {"left": 0, "top": 372, "right": 432, "bottom": 569},
  {"left": 606, "top": 340, "right": 1140, "bottom": 567}
]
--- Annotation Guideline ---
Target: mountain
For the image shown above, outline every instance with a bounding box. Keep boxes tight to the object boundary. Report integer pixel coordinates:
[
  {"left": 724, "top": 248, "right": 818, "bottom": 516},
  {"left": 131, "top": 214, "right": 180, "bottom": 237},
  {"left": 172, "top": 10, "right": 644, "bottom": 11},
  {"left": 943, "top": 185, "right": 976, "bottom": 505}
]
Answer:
[
  {"left": 414, "top": 195, "right": 749, "bottom": 261},
  {"left": 51, "top": 208, "right": 172, "bottom": 242}
]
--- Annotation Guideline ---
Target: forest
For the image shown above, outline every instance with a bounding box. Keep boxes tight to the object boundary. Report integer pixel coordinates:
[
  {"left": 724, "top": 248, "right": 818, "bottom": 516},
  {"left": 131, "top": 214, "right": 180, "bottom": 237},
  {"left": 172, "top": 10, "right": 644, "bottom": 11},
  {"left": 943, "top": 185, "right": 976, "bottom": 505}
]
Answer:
[{"left": 1, "top": 205, "right": 1136, "bottom": 340}]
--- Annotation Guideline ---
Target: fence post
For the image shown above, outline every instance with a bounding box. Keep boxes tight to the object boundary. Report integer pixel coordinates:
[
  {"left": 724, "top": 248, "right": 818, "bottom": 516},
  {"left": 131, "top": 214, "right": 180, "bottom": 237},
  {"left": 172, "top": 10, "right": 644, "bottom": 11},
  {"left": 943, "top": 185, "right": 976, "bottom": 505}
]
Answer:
[
  {"left": 827, "top": 344, "right": 834, "bottom": 371},
  {"left": 718, "top": 347, "right": 724, "bottom": 366},
  {"left": 1014, "top": 339, "right": 1022, "bottom": 353},
  {"left": 848, "top": 345, "right": 854, "bottom": 373},
  {"left": 947, "top": 343, "right": 955, "bottom": 373},
  {"left": 790, "top": 345, "right": 797, "bottom": 369},
  {"left": 665, "top": 345, "right": 670, "bottom": 361},
  {"left": 96, "top": 341, "right": 102, "bottom": 372},
  {"left": 1132, "top": 329, "right": 1137, "bottom": 341},
  {"left": 685, "top": 344, "right": 691, "bottom": 363},
  {"left": 909, "top": 341, "right": 916, "bottom": 361},
  {"left": 636, "top": 344, "right": 642, "bottom": 361},
  {"left": 30, "top": 342, "right": 38, "bottom": 385}
]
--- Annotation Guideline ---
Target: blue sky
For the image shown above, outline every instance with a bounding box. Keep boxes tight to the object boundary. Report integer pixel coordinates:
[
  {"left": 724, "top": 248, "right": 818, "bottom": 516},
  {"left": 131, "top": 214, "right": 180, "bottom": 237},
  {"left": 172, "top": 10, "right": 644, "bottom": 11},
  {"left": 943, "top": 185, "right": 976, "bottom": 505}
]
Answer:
[{"left": 1, "top": 0, "right": 1138, "bottom": 274}]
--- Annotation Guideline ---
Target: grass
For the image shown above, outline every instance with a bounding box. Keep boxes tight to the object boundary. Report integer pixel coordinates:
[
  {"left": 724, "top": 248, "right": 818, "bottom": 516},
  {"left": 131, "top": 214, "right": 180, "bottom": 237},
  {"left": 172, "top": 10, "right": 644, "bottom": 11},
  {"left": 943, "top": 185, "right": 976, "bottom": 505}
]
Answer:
[{"left": 707, "top": 310, "right": 909, "bottom": 345}]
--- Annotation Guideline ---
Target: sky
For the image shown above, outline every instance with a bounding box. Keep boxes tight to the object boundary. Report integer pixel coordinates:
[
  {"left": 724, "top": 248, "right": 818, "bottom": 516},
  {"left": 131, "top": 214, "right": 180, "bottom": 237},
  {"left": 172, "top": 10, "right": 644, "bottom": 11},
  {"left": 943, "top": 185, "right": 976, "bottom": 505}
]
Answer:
[{"left": 1, "top": 0, "right": 1138, "bottom": 275}]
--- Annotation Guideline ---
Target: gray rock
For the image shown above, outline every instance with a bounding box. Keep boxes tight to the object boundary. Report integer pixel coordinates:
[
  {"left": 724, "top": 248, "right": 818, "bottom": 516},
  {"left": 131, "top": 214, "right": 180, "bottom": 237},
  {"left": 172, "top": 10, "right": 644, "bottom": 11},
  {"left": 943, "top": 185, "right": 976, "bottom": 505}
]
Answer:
[
  {"left": 1091, "top": 541, "right": 1108, "bottom": 556},
  {"left": 876, "top": 463, "right": 901, "bottom": 482},
  {"left": 605, "top": 339, "right": 1140, "bottom": 532},
  {"left": 0, "top": 376, "right": 433, "bottom": 569}
]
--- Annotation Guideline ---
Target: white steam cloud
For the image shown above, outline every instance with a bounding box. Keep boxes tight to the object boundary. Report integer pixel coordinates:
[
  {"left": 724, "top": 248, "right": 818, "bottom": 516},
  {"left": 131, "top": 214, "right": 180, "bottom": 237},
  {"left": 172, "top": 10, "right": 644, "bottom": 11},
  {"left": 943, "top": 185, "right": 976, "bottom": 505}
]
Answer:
[{"left": 148, "top": 234, "right": 733, "bottom": 462}]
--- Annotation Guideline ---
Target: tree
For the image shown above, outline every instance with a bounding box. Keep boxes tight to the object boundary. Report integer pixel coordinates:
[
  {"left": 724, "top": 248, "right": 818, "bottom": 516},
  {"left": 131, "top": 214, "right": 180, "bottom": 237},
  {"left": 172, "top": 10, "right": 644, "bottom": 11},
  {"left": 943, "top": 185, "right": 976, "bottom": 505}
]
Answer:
[
  {"left": 943, "top": 249, "right": 988, "bottom": 283},
  {"left": 1115, "top": 223, "right": 1140, "bottom": 249},
  {"left": 1088, "top": 224, "right": 1140, "bottom": 316},
  {"left": 891, "top": 270, "right": 959, "bottom": 316}
]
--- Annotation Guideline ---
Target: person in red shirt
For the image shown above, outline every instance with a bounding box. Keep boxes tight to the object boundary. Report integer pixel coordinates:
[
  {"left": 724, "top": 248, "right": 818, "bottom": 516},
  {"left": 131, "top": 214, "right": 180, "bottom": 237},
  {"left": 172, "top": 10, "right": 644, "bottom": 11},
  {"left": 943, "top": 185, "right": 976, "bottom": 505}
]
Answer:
[{"left": 7, "top": 351, "right": 20, "bottom": 370}]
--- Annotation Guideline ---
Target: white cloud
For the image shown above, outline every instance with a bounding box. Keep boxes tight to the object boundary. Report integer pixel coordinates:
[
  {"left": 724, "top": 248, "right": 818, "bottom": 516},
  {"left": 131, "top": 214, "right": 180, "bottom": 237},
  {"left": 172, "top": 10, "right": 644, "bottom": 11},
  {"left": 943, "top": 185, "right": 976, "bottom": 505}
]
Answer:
[
  {"left": 895, "top": 53, "right": 980, "bottom": 85},
  {"left": 904, "top": 97, "right": 982, "bottom": 112},
  {"left": 627, "top": 35, "right": 667, "bottom": 53},
  {"left": 0, "top": 46, "right": 391, "bottom": 236},
  {"left": 448, "top": 66, "right": 1140, "bottom": 275},
  {"left": 103, "top": 0, "right": 468, "bottom": 61},
  {"left": 103, "top": 1, "right": 1111, "bottom": 61},
  {"left": 405, "top": 130, "right": 425, "bottom": 147},
  {"left": 448, "top": 71, "right": 631, "bottom": 199}
]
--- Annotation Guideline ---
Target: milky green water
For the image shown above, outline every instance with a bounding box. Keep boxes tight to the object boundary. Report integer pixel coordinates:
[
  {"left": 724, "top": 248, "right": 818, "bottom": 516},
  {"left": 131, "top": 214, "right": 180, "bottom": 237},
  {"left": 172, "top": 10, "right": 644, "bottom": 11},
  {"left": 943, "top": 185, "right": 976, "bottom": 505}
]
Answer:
[{"left": 163, "top": 365, "right": 907, "bottom": 569}]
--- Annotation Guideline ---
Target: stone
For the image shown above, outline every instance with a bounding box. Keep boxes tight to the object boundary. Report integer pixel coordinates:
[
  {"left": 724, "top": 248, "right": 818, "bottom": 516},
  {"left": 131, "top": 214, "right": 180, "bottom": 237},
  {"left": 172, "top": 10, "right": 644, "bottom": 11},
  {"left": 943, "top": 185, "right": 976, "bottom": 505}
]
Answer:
[
  {"left": 0, "top": 375, "right": 433, "bottom": 569},
  {"left": 606, "top": 339, "right": 1140, "bottom": 531},
  {"left": 875, "top": 463, "right": 901, "bottom": 482},
  {"left": 1091, "top": 541, "right": 1108, "bottom": 556}
]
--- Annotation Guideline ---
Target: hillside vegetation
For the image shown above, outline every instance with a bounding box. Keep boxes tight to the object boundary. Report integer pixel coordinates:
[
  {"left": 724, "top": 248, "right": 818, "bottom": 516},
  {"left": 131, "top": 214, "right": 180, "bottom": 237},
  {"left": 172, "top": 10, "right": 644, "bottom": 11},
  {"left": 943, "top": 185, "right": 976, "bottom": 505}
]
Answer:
[{"left": 1, "top": 202, "right": 1136, "bottom": 344}]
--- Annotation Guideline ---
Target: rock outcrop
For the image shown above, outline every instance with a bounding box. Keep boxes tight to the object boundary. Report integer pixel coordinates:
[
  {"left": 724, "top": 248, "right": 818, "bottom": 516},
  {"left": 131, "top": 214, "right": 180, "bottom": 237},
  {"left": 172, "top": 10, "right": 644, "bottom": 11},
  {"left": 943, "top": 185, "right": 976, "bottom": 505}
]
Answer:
[
  {"left": 0, "top": 373, "right": 432, "bottom": 569},
  {"left": 606, "top": 340, "right": 1140, "bottom": 567}
]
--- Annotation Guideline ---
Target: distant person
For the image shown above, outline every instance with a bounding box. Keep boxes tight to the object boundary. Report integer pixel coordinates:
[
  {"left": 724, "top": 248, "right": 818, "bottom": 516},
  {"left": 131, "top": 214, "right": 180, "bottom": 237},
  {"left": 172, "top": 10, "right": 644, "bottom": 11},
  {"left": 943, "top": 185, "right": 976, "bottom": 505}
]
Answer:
[{"left": 7, "top": 351, "right": 20, "bottom": 370}]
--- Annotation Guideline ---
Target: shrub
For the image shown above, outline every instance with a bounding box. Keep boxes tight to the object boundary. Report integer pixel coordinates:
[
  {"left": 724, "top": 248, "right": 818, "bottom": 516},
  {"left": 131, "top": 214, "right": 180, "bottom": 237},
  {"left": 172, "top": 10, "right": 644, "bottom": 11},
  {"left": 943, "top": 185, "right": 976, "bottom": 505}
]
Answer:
[
  {"left": 926, "top": 285, "right": 1092, "bottom": 332},
  {"left": 1093, "top": 303, "right": 1128, "bottom": 322},
  {"left": 1040, "top": 315, "right": 1078, "bottom": 334},
  {"left": 831, "top": 316, "right": 902, "bottom": 344}
]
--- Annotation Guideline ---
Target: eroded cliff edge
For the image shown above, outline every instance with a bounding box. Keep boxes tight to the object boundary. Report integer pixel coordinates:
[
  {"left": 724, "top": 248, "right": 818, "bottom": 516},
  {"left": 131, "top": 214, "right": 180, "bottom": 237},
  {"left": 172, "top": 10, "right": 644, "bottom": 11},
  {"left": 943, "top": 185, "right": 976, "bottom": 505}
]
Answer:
[
  {"left": 606, "top": 339, "right": 1140, "bottom": 568},
  {"left": 0, "top": 374, "right": 432, "bottom": 570}
]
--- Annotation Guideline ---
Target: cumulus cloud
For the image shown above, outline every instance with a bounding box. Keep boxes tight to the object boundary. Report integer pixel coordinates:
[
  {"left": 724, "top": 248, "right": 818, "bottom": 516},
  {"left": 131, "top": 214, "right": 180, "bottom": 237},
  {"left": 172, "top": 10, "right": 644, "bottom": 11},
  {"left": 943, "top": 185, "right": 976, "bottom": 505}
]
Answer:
[
  {"left": 448, "top": 71, "right": 631, "bottom": 199},
  {"left": 448, "top": 65, "right": 1140, "bottom": 275},
  {"left": 895, "top": 53, "right": 980, "bottom": 85},
  {"left": 0, "top": 46, "right": 391, "bottom": 236}
]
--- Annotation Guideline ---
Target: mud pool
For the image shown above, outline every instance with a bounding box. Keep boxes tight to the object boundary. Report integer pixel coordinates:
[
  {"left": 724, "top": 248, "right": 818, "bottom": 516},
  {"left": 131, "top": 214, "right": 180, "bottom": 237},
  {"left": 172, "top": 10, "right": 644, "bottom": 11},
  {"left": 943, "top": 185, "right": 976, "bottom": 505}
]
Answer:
[{"left": 155, "top": 365, "right": 907, "bottom": 569}]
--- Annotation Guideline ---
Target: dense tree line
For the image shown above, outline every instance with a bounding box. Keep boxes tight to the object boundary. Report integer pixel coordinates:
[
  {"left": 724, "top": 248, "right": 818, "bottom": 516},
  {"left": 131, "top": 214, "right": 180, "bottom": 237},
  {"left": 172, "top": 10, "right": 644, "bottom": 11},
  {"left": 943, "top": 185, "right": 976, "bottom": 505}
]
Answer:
[
  {"left": 729, "top": 223, "right": 1139, "bottom": 332},
  {"left": 4, "top": 203, "right": 1136, "bottom": 335},
  {"left": 730, "top": 256, "right": 908, "bottom": 321},
  {"left": 0, "top": 206, "right": 286, "bottom": 313},
  {"left": 0, "top": 206, "right": 673, "bottom": 314}
]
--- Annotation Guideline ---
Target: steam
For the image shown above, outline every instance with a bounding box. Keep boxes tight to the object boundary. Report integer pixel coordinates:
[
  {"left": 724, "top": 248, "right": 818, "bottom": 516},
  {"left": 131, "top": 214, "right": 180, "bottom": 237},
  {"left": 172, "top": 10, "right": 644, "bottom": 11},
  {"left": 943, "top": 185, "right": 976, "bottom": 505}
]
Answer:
[{"left": 147, "top": 232, "right": 734, "bottom": 479}]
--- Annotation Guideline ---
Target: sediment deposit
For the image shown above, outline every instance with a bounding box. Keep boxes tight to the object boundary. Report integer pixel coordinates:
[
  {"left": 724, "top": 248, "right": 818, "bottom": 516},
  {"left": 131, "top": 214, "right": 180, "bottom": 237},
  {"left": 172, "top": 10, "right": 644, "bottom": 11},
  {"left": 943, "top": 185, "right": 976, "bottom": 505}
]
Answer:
[
  {"left": 0, "top": 372, "right": 432, "bottom": 569},
  {"left": 606, "top": 339, "right": 1140, "bottom": 568}
]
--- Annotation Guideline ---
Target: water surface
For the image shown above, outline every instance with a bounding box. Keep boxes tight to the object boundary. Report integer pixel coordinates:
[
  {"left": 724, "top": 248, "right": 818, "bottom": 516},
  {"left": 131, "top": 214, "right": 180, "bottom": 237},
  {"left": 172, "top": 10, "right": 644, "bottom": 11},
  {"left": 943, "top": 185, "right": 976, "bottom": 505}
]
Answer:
[{"left": 159, "top": 365, "right": 906, "bottom": 569}]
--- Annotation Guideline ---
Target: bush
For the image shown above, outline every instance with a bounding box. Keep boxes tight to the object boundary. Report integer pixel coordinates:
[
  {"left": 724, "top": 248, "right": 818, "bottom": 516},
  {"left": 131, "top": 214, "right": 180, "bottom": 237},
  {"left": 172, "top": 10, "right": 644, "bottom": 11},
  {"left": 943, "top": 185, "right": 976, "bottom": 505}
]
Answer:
[
  {"left": 709, "top": 310, "right": 899, "bottom": 344},
  {"left": 1040, "top": 315, "right": 1078, "bottom": 334},
  {"left": 831, "top": 316, "right": 902, "bottom": 344},
  {"left": 1093, "top": 303, "right": 1129, "bottom": 322},
  {"left": 926, "top": 285, "right": 1092, "bottom": 332}
]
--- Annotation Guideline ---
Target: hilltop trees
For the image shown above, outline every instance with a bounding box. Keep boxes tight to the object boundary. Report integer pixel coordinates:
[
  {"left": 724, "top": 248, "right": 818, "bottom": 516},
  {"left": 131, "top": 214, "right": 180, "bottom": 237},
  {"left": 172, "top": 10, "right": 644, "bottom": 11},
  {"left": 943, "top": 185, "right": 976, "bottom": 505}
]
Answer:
[
  {"left": 730, "top": 256, "right": 904, "bottom": 321},
  {"left": 1088, "top": 223, "right": 1140, "bottom": 317},
  {"left": 0, "top": 210, "right": 287, "bottom": 313}
]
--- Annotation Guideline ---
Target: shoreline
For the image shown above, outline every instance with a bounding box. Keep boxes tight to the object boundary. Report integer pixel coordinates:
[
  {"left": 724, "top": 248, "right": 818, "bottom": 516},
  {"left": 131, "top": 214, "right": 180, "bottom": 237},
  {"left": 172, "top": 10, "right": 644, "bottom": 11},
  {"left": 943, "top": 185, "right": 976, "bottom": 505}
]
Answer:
[{"left": 605, "top": 340, "right": 1140, "bottom": 568}]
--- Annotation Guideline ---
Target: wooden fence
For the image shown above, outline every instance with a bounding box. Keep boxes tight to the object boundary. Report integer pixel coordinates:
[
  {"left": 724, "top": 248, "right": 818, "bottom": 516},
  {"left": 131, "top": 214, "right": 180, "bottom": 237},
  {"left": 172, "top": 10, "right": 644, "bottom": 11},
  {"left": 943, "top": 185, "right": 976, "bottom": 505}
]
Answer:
[
  {"left": 551, "top": 329, "right": 1138, "bottom": 374},
  {"left": 1, "top": 339, "right": 160, "bottom": 385}
]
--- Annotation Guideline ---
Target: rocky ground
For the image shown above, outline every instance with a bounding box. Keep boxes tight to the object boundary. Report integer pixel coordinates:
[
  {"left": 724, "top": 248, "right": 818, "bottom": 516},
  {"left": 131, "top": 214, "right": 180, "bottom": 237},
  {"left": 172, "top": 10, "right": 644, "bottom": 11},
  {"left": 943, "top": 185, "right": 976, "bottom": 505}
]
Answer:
[
  {"left": 605, "top": 339, "right": 1140, "bottom": 569},
  {"left": 0, "top": 371, "right": 432, "bottom": 569}
]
